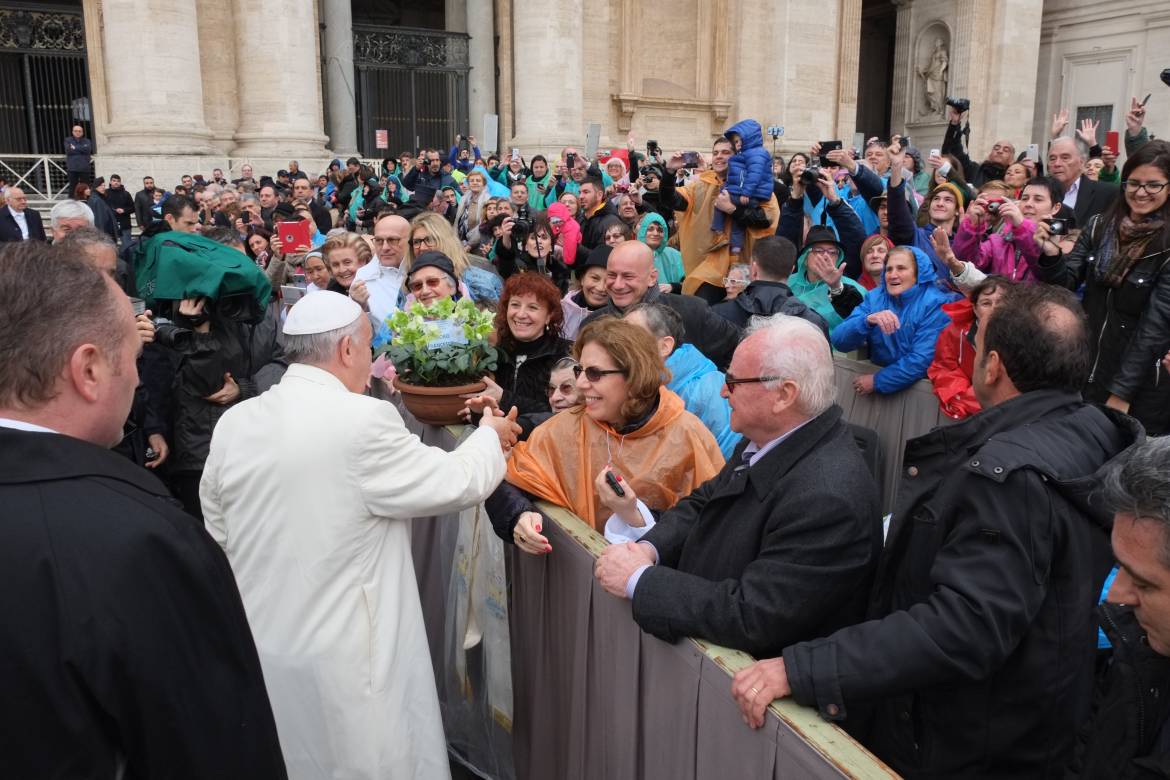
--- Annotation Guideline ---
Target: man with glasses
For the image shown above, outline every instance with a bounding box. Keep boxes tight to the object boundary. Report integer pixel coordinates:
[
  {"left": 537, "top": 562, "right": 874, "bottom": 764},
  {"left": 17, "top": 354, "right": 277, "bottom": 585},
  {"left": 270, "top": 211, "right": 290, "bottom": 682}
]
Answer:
[
  {"left": 941, "top": 102, "right": 1018, "bottom": 187},
  {"left": 354, "top": 212, "right": 411, "bottom": 322},
  {"left": 403, "top": 149, "right": 455, "bottom": 194},
  {"left": 594, "top": 312, "right": 879, "bottom": 657}
]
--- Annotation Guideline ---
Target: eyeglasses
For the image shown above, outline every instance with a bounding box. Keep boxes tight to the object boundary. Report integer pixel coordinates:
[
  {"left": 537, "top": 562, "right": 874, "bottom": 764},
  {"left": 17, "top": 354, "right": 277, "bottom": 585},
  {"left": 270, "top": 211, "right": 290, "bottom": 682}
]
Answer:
[
  {"left": 572, "top": 365, "right": 626, "bottom": 382},
  {"left": 373, "top": 236, "right": 403, "bottom": 245},
  {"left": 547, "top": 381, "right": 577, "bottom": 396},
  {"left": 408, "top": 276, "right": 448, "bottom": 293},
  {"left": 724, "top": 374, "right": 781, "bottom": 393},
  {"left": 807, "top": 246, "right": 837, "bottom": 258},
  {"left": 410, "top": 235, "right": 437, "bottom": 249},
  {"left": 1122, "top": 180, "right": 1168, "bottom": 195},
  {"left": 722, "top": 276, "right": 748, "bottom": 286}
]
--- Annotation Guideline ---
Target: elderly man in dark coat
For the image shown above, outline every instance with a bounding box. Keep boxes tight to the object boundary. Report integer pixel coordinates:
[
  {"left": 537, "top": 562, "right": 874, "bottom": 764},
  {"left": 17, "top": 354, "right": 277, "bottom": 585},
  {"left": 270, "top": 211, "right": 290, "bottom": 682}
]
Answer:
[
  {"left": 0, "top": 242, "right": 286, "bottom": 778},
  {"left": 593, "top": 313, "right": 881, "bottom": 658},
  {"left": 733, "top": 283, "right": 1142, "bottom": 779}
]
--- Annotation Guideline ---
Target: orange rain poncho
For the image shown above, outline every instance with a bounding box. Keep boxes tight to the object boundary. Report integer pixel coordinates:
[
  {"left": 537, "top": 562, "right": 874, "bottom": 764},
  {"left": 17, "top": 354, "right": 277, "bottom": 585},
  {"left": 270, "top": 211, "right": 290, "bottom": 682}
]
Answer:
[{"left": 505, "top": 387, "right": 725, "bottom": 531}]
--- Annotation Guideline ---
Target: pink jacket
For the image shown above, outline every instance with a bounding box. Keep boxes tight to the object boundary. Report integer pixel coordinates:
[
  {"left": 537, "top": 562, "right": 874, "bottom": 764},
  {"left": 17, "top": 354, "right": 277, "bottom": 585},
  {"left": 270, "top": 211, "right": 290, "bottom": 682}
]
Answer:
[{"left": 951, "top": 217, "right": 1043, "bottom": 283}]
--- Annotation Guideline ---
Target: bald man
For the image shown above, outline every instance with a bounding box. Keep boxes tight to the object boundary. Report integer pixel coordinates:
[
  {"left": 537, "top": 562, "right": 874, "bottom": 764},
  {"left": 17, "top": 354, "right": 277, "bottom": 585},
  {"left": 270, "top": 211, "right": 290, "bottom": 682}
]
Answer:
[
  {"left": 355, "top": 210, "right": 412, "bottom": 323},
  {"left": 581, "top": 240, "right": 742, "bottom": 369},
  {"left": 0, "top": 187, "right": 46, "bottom": 242},
  {"left": 1047, "top": 136, "right": 1117, "bottom": 226}
]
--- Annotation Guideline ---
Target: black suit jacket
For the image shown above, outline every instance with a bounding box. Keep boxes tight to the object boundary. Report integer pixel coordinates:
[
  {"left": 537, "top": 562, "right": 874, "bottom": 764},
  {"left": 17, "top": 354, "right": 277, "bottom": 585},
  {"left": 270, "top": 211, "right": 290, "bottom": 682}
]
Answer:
[
  {"left": 632, "top": 405, "right": 881, "bottom": 658},
  {"left": 1072, "top": 174, "right": 1118, "bottom": 228},
  {"left": 0, "top": 428, "right": 287, "bottom": 778},
  {"left": 0, "top": 205, "right": 45, "bottom": 242}
]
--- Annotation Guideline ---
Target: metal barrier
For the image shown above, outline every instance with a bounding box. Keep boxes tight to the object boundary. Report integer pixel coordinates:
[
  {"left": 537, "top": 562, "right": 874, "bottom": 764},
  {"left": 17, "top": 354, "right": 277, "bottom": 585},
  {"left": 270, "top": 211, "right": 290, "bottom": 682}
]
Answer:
[
  {"left": 407, "top": 421, "right": 899, "bottom": 780},
  {"left": 0, "top": 154, "right": 70, "bottom": 200}
]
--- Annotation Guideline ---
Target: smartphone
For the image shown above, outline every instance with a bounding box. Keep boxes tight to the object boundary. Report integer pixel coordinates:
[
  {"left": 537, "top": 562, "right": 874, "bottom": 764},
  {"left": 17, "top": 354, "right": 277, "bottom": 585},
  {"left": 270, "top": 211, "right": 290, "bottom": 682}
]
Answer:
[
  {"left": 566, "top": 152, "right": 577, "bottom": 170},
  {"left": 1105, "top": 131, "right": 1120, "bottom": 154},
  {"left": 818, "top": 140, "right": 843, "bottom": 167},
  {"left": 130, "top": 297, "right": 147, "bottom": 316},
  {"left": 1025, "top": 143, "right": 1040, "bottom": 163},
  {"left": 605, "top": 470, "right": 626, "bottom": 497},
  {"left": 511, "top": 147, "right": 520, "bottom": 160},
  {"left": 293, "top": 272, "right": 307, "bottom": 285},
  {"left": 681, "top": 151, "right": 702, "bottom": 167},
  {"left": 930, "top": 148, "right": 941, "bottom": 159},
  {"left": 277, "top": 220, "right": 312, "bottom": 252}
]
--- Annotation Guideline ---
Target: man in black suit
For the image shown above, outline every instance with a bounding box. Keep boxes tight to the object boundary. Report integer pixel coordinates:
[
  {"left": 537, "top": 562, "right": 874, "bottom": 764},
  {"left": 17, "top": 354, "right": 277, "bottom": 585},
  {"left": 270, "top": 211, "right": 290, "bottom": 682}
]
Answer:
[
  {"left": 0, "top": 241, "right": 286, "bottom": 778},
  {"left": 0, "top": 187, "right": 46, "bottom": 242},
  {"left": 1048, "top": 137, "right": 1118, "bottom": 227},
  {"left": 593, "top": 313, "right": 881, "bottom": 658}
]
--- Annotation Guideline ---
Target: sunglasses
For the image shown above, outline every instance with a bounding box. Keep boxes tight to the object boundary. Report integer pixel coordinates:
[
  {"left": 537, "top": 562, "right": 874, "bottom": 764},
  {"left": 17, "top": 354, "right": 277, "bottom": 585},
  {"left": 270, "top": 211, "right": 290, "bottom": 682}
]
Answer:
[
  {"left": 724, "top": 373, "right": 781, "bottom": 393},
  {"left": 547, "top": 381, "right": 577, "bottom": 396},
  {"left": 408, "top": 276, "right": 447, "bottom": 293},
  {"left": 572, "top": 365, "right": 626, "bottom": 382}
]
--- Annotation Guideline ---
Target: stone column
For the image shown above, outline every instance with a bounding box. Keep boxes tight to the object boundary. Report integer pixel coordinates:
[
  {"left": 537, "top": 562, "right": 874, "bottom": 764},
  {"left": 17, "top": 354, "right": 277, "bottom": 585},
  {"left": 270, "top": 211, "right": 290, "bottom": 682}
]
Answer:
[
  {"left": 231, "top": 0, "right": 329, "bottom": 157},
  {"left": 98, "top": 0, "right": 216, "bottom": 155},
  {"left": 322, "top": 0, "right": 358, "bottom": 155},
  {"left": 509, "top": 0, "right": 583, "bottom": 152},
  {"left": 835, "top": 0, "right": 863, "bottom": 142},
  {"left": 466, "top": 0, "right": 497, "bottom": 148},
  {"left": 197, "top": 0, "right": 240, "bottom": 155}
]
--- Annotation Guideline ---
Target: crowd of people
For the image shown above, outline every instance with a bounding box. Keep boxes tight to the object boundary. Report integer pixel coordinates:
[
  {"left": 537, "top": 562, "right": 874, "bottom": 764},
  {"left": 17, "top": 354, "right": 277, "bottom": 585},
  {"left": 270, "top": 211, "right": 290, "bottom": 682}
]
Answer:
[{"left": 2, "top": 90, "right": 1170, "bottom": 779}]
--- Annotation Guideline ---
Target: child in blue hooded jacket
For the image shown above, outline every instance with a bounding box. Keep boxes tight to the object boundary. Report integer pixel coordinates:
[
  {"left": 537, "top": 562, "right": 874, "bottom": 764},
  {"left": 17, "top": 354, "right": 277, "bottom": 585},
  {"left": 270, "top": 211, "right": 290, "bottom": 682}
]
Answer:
[{"left": 712, "top": 119, "right": 774, "bottom": 256}]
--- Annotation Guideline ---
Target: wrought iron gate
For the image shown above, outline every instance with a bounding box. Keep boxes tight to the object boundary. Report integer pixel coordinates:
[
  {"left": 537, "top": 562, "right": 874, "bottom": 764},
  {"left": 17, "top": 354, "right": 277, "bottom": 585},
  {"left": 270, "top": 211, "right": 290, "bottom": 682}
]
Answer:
[
  {"left": 352, "top": 25, "right": 469, "bottom": 158},
  {"left": 0, "top": 5, "right": 90, "bottom": 156}
]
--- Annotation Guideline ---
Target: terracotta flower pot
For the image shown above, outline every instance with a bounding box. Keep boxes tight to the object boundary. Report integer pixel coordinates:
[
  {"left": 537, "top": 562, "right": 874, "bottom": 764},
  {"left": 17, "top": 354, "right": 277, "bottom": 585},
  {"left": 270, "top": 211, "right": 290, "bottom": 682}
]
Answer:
[{"left": 393, "top": 377, "right": 487, "bottom": 426}]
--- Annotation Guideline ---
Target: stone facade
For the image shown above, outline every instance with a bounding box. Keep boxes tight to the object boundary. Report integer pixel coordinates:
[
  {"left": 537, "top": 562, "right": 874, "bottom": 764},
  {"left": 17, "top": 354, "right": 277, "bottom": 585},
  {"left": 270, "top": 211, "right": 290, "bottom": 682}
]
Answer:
[{"left": 72, "top": 0, "right": 1167, "bottom": 186}]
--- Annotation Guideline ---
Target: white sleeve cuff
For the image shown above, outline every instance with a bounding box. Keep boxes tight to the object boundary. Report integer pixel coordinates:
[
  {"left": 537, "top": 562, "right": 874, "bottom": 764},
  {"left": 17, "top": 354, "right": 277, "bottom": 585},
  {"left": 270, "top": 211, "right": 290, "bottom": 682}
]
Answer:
[{"left": 603, "top": 500, "right": 656, "bottom": 544}]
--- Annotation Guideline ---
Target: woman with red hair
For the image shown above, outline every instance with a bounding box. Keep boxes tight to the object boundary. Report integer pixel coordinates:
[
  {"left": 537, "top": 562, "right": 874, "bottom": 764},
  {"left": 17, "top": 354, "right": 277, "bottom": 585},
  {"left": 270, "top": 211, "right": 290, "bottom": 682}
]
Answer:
[{"left": 465, "top": 273, "right": 572, "bottom": 418}]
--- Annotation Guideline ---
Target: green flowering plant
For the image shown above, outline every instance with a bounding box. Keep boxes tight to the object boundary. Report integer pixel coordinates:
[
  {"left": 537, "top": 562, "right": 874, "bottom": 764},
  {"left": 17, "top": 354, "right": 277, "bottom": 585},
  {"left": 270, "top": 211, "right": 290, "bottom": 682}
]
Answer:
[{"left": 380, "top": 297, "right": 498, "bottom": 386}]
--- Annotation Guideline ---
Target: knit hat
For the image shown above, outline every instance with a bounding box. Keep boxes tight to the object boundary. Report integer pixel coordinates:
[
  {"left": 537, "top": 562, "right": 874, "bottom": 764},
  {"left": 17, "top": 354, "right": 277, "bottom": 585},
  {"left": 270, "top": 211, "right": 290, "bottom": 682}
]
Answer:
[
  {"left": 409, "top": 250, "right": 457, "bottom": 280},
  {"left": 926, "top": 181, "right": 970, "bottom": 211}
]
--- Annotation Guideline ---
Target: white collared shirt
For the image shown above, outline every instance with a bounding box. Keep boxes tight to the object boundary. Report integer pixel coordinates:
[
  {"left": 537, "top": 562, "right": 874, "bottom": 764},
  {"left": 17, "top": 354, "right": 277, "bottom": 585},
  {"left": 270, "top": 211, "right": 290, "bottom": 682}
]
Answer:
[
  {"left": 1062, "top": 177, "right": 1081, "bottom": 210},
  {"left": 9, "top": 205, "right": 29, "bottom": 239},
  {"left": 355, "top": 260, "right": 405, "bottom": 324},
  {"left": 0, "top": 417, "right": 58, "bottom": 434}
]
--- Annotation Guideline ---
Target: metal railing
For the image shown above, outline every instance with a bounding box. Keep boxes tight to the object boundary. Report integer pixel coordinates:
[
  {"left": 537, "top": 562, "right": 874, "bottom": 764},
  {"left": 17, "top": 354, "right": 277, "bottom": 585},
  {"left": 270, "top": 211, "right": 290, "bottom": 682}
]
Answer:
[{"left": 0, "top": 155, "right": 70, "bottom": 200}]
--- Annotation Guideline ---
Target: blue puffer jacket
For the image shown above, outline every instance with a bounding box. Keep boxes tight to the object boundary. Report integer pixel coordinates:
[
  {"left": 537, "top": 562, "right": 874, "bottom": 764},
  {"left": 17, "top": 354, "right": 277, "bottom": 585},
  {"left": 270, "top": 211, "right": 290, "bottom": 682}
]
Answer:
[
  {"left": 666, "top": 344, "right": 742, "bottom": 459},
  {"left": 831, "top": 245, "right": 960, "bottom": 394},
  {"left": 724, "top": 119, "right": 774, "bottom": 202}
]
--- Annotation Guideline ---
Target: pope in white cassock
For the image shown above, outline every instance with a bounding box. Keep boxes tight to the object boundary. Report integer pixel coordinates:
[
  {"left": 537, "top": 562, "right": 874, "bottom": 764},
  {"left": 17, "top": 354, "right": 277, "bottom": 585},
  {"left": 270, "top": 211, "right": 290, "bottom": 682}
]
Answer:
[{"left": 200, "top": 291, "right": 520, "bottom": 779}]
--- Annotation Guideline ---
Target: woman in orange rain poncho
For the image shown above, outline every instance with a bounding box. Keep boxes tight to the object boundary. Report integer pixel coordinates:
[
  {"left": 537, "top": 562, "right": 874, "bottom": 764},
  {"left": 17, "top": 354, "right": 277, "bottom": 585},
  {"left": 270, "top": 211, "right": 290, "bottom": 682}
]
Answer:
[{"left": 485, "top": 316, "right": 725, "bottom": 553}]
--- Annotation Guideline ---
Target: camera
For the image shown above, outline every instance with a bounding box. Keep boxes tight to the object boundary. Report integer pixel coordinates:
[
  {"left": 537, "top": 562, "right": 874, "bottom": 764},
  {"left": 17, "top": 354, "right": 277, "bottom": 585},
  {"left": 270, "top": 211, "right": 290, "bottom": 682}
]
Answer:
[
  {"left": 987, "top": 199, "right": 1002, "bottom": 215},
  {"left": 647, "top": 140, "right": 661, "bottom": 158},
  {"left": 512, "top": 204, "right": 532, "bottom": 245},
  {"left": 1043, "top": 217, "right": 1073, "bottom": 236},
  {"left": 800, "top": 164, "right": 822, "bottom": 187},
  {"left": 946, "top": 96, "right": 971, "bottom": 113}
]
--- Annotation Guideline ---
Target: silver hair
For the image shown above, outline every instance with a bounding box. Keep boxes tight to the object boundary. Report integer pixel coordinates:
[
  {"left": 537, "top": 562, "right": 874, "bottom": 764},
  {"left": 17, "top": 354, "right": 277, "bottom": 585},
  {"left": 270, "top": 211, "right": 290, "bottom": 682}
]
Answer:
[
  {"left": 625, "top": 302, "right": 685, "bottom": 346},
  {"left": 283, "top": 313, "right": 365, "bottom": 365},
  {"left": 54, "top": 225, "right": 115, "bottom": 253},
  {"left": 49, "top": 199, "right": 95, "bottom": 228},
  {"left": 743, "top": 313, "right": 836, "bottom": 416},
  {"left": 239, "top": 193, "right": 260, "bottom": 206},
  {"left": 1103, "top": 437, "right": 1170, "bottom": 566}
]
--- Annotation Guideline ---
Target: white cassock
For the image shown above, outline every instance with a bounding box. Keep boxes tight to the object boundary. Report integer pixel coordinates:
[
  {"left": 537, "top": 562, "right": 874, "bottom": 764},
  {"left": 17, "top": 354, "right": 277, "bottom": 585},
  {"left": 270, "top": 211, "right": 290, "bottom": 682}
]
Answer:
[{"left": 200, "top": 363, "right": 505, "bottom": 779}]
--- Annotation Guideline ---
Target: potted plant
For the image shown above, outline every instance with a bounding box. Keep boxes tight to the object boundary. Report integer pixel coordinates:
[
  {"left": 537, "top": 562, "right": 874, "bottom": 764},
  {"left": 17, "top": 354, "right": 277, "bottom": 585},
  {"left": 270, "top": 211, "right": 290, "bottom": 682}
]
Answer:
[{"left": 380, "top": 298, "right": 499, "bottom": 425}]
